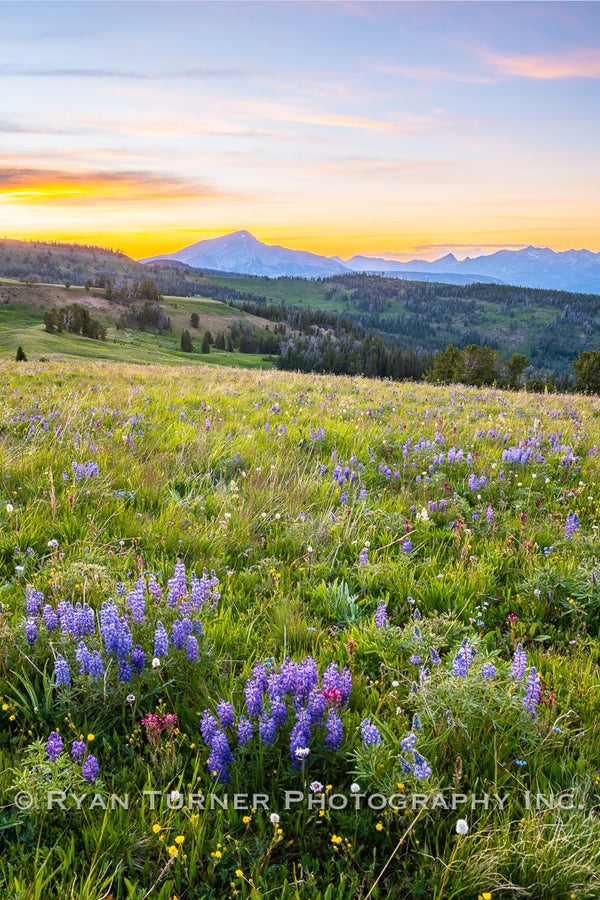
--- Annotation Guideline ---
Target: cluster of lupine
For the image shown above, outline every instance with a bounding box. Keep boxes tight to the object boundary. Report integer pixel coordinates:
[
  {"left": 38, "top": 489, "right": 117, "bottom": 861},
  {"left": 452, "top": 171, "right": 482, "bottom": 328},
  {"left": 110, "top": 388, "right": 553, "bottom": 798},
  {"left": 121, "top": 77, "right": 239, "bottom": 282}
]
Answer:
[
  {"left": 398, "top": 729, "right": 433, "bottom": 780},
  {"left": 374, "top": 600, "right": 388, "bottom": 628},
  {"left": 510, "top": 644, "right": 541, "bottom": 715},
  {"left": 45, "top": 731, "right": 99, "bottom": 783},
  {"left": 23, "top": 561, "right": 218, "bottom": 688},
  {"left": 502, "top": 445, "right": 540, "bottom": 465},
  {"left": 452, "top": 638, "right": 477, "bottom": 677},
  {"left": 360, "top": 718, "right": 382, "bottom": 747},
  {"left": 199, "top": 656, "right": 352, "bottom": 782},
  {"left": 467, "top": 472, "right": 488, "bottom": 491},
  {"left": 565, "top": 511, "right": 581, "bottom": 539},
  {"left": 66, "top": 460, "right": 100, "bottom": 481}
]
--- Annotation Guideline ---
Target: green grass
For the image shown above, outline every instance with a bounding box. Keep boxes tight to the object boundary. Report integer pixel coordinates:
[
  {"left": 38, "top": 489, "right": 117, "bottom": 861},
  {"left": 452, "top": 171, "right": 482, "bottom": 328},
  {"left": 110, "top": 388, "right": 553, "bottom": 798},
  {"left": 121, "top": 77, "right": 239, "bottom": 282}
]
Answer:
[
  {"left": 206, "top": 274, "right": 341, "bottom": 309},
  {"left": 0, "top": 283, "right": 274, "bottom": 369},
  {"left": 0, "top": 322, "right": 272, "bottom": 368},
  {"left": 0, "top": 360, "right": 599, "bottom": 897}
]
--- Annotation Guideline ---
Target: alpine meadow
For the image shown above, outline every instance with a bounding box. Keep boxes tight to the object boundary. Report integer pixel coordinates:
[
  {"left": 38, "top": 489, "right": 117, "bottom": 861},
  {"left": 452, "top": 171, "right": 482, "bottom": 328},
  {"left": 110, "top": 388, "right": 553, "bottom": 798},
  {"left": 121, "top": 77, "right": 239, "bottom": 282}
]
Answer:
[
  {"left": 2, "top": 0, "right": 600, "bottom": 898},
  {"left": 2, "top": 360, "right": 600, "bottom": 898}
]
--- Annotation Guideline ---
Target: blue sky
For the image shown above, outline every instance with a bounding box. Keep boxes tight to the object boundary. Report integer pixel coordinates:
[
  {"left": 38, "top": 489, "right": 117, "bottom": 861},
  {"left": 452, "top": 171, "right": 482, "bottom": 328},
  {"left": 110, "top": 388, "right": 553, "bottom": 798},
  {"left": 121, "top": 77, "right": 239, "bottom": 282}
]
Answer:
[{"left": 0, "top": 1, "right": 598, "bottom": 259}]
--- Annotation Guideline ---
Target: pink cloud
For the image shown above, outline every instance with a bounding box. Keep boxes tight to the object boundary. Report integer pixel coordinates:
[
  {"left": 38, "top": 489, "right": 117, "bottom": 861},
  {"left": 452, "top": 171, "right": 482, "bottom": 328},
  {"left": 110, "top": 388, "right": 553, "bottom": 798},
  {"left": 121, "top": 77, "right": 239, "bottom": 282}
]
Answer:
[{"left": 484, "top": 48, "right": 600, "bottom": 80}]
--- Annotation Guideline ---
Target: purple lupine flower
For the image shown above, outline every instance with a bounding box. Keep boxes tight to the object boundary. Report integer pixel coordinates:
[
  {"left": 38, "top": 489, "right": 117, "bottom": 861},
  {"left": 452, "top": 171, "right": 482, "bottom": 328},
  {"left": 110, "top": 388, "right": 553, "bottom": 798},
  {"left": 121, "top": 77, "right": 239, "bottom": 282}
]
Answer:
[
  {"left": 118, "top": 662, "right": 132, "bottom": 683},
  {"left": 153, "top": 621, "right": 169, "bottom": 657},
  {"left": 237, "top": 717, "right": 253, "bottom": 745},
  {"left": 76, "top": 641, "right": 92, "bottom": 675},
  {"left": 481, "top": 662, "right": 497, "bottom": 679},
  {"left": 130, "top": 645, "right": 145, "bottom": 674},
  {"left": 71, "top": 740, "right": 86, "bottom": 762},
  {"left": 324, "top": 708, "right": 343, "bottom": 750},
  {"left": 400, "top": 732, "right": 418, "bottom": 754},
  {"left": 360, "top": 718, "right": 382, "bottom": 748},
  {"left": 413, "top": 608, "right": 421, "bottom": 620},
  {"left": 200, "top": 711, "right": 218, "bottom": 744},
  {"left": 25, "top": 585, "right": 44, "bottom": 617},
  {"left": 42, "top": 604, "right": 59, "bottom": 632},
  {"left": 189, "top": 568, "right": 220, "bottom": 608},
  {"left": 259, "top": 715, "right": 276, "bottom": 746},
  {"left": 127, "top": 581, "right": 145, "bottom": 624},
  {"left": 99, "top": 600, "right": 120, "bottom": 651},
  {"left": 217, "top": 700, "right": 235, "bottom": 730},
  {"left": 511, "top": 644, "right": 527, "bottom": 681},
  {"left": 58, "top": 601, "right": 75, "bottom": 635},
  {"left": 82, "top": 755, "right": 99, "bottom": 784},
  {"left": 113, "top": 622, "right": 132, "bottom": 662},
  {"left": 171, "top": 619, "right": 187, "bottom": 650},
  {"left": 403, "top": 538, "right": 413, "bottom": 553},
  {"left": 307, "top": 689, "right": 325, "bottom": 726},
  {"left": 359, "top": 547, "right": 369, "bottom": 566},
  {"left": 409, "top": 655, "right": 422, "bottom": 665},
  {"left": 296, "top": 656, "right": 319, "bottom": 701},
  {"left": 208, "top": 731, "right": 234, "bottom": 782},
  {"left": 272, "top": 697, "right": 289, "bottom": 728},
  {"left": 468, "top": 472, "right": 479, "bottom": 491},
  {"left": 523, "top": 667, "right": 541, "bottom": 715},
  {"left": 374, "top": 600, "right": 388, "bottom": 628},
  {"left": 564, "top": 511, "right": 581, "bottom": 539},
  {"left": 413, "top": 751, "right": 433, "bottom": 780},
  {"left": 414, "top": 625, "right": 422, "bottom": 639},
  {"left": 89, "top": 650, "right": 104, "bottom": 680},
  {"left": 412, "top": 714, "right": 421, "bottom": 731},
  {"left": 25, "top": 617, "right": 37, "bottom": 646},
  {"left": 486, "top": 506, "right": 494, "bottom": 524},
  {"left": 245, "top": 662, "right": 267, "bottom": 717},
  {"left": 452, "top": 640, "right": 476, "bottom": 678},
  {"left": 244, "top": 680, "right": 264, "bottom": 718},
  {"left": 148, "top": 573, "right": 162, "bottom": 601},
  {"left": 186, "top": 635, "right": 199, "bottom": 660},
  {"left": 289, "top": 710, "right": 311, "bottom": 764},
  {"left": 400, "top": 757, "right": 413, "bottom": 775},
  {"left": 54, "top": 654, "right": 71, "bottom": 686},
  {"left": 46, "top": 730, "right": 63, "bottom": 761},
  {"left": 430, "top": 647, "right": 442, "bottom": 666}
]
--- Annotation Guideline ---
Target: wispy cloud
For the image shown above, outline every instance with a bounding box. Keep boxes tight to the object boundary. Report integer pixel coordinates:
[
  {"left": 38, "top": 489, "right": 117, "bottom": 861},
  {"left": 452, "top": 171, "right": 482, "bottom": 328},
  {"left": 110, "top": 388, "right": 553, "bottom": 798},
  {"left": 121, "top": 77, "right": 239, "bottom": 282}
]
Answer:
[
  {"left": 0, "top": 64, "right": 250, "bottom": 80},
  {"left": 0, "top": 118, "right": 76, "bottom": 135},
  {"left": 483, "top": 48, "right": 600, "bottom": 80},
  {"left": 0, "top": 167, "right": 232, "bottom": 204},
  {"left": 379, "top": 47, "right": 600, "bottom": 83},
  {"left": 249, "top": 101, "right": 434, "bottom": 133},
  {"left": 414, "top": 243, "right": 530, "bottom": 251}
]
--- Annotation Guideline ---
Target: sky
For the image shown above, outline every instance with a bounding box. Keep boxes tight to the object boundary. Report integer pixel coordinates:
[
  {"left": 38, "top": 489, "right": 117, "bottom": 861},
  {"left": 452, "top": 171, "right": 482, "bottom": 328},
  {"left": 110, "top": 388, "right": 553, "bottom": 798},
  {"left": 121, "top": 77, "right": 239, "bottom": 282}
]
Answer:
[{"left": 0, "top": 0, "right": 599, "bottom": 261}]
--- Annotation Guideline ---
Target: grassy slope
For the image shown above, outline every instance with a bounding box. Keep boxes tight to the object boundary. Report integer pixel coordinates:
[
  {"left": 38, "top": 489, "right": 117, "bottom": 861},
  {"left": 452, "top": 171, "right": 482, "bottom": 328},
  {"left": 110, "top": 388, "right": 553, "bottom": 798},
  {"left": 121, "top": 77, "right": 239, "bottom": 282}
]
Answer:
[
  {"left": 0, "top": 282, "right": 274, "bottom": 368},
  {"left": 0, "top": 360, "right": 599, "bottom": 898}
]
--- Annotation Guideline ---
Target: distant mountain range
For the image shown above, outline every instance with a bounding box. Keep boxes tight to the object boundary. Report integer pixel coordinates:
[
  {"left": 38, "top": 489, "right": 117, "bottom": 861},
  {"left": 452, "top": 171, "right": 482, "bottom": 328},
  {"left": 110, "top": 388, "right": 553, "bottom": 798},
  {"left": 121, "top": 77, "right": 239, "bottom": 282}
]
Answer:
[{"left": 141, "top": 231, "right": 600, "bottom": 293}]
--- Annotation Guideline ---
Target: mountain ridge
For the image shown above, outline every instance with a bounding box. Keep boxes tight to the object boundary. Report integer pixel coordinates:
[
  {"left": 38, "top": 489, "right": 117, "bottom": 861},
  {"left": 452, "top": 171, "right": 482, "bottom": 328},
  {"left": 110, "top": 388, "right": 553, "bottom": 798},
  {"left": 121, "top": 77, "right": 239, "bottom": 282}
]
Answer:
[{"left": 141, "top": 231, "right": 600, "bottom": 292}]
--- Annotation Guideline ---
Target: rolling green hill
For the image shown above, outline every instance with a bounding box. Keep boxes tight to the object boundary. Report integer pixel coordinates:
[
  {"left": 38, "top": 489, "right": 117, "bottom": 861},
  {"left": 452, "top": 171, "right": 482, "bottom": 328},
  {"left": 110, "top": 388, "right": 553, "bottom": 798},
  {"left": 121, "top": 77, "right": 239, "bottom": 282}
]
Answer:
[{"left": 0, "top": 280, "right": 275, "bottom": 369}]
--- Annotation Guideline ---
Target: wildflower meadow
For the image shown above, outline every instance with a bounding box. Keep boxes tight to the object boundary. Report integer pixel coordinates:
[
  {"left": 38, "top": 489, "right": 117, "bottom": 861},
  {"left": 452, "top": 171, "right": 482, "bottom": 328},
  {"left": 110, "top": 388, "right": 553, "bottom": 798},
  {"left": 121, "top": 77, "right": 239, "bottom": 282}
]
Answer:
[{"left": 1, "top": 359, "right": 600, "bottom": 899}]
